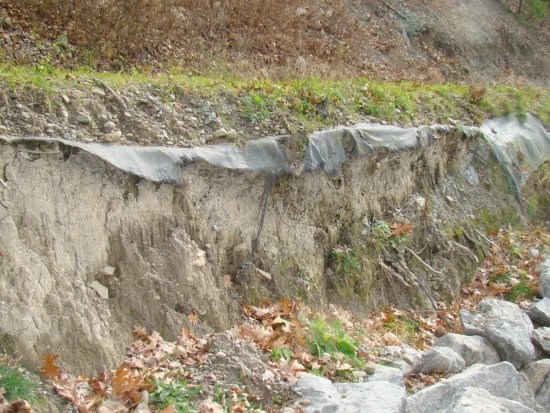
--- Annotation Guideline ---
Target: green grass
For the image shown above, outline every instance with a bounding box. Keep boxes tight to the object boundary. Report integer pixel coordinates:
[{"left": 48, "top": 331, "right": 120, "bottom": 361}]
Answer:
[
  {"left": 0, "top": 63, "right": 548, "bottom": 131},
  {"left": 506, "top": 279, "right": 536, "bottom": 302},
  {"left": 150, "top": 378, "right": 201, "bottom": 413},
  {"left": 0, "top": 363, "right": 37, "bottom": 402}
]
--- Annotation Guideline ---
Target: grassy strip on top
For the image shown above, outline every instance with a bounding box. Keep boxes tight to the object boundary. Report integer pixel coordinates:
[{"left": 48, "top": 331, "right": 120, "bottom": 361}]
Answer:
[{"left": 1, "top": 63, "right": 549, "bottom": 130}]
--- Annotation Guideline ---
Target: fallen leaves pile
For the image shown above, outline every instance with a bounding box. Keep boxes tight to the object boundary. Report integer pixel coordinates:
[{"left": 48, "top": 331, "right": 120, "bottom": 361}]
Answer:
[{"left": 6, "top": 227, "right": 545, "bottom": 412}]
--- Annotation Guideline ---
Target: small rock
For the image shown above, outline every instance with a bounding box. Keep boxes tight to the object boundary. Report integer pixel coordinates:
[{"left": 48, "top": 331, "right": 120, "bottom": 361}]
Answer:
[
  {"left": 538, "top": 259, "right": 550, "bottom": 298},
  {"left": 296, "top": 7, "right": 308, "bottom": 16},
  {"left": 76, "top": 114, "right": 92, "bottom": 124},
  {"left": 299, "top": 399, "right": 311, "bottom": 407},
  {"left": 522, "top": 359, "right": 550, "bottom": 410},
  {"left": 352, "top": 370, "right": 367, "bottom": 379},
  {"left": 59, "top": 106, "right": 69, "bottom": 120},
  {"left": 364, "top": 362, "right": 377, "bottom": 375},
  {"left": 434, "top": 333, "right": 500, "bottom": 366},
  {"left": 61, "top": 95, "right": 70, "bottom": 105},
  {"left": 532, "top": 327, "right": 550, "bottom": 354},
  {"left": 99, "top": 265, "right": 116, "bottom": 277},
  {"left": 525, "top": 297, "right": 550, "bottom": 326},
  {"left": 103, "top": 121, "right": 116, "bottom": 133},
  {"left": 215, "top": 351, "right": 227, "bottom": 359},
  {"left": 414, "top": 347, "right": 465, "bottom": 374},
  {"left": 92, "top": 87, "right": 106, "bottom": 97},
  {"left": 225, "top": 128, "right": 238, "bottom": 140},
  {"left": 208, "top": 128, "right": 228, "bottom": 141},
  {"left": 414, "top": 196, "right": 426, "bottom": 208},
  {"left": 89, "top": 281, "right": 109, "bottom": 299},
  {"left": 45, "top": 123, "right": 60, "bottom": 135},
  {"left": 529, "top": 248, "right": 540, "bottom": 258},
  {"left": 103, "top": 130, "right": 122, "bottom": 143}
]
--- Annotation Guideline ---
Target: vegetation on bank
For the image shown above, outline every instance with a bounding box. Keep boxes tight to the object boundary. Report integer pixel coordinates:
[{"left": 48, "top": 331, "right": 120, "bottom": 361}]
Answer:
[{"left": 1, "top": 64, "right": 549, "bottom": 133}]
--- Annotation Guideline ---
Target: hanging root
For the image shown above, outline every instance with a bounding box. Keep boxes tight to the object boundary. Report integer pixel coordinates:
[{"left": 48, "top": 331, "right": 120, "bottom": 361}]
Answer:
[
  {"left": 473, "top": 229, "right": 502, "bottom": 252},
  {"left": 404, "top": 246, "right": 443, "bottom": 277},
  {"left": 379, "top": 258, "right": 411, "bottom": 288},
  {"left": 448, "top": 239, "right": 479, "bottom": 263}
]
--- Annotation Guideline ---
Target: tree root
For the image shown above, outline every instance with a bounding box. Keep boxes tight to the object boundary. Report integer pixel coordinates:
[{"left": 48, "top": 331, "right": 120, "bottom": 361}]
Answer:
[
  {"left": 379, "top": 259, "right": 411, "bottom": 288},
  {"left": 404, "top": 246, "right": 443, "bottom": 277},
  {"left": 448, "top": 239, "right": 479, "bottom": 263}
]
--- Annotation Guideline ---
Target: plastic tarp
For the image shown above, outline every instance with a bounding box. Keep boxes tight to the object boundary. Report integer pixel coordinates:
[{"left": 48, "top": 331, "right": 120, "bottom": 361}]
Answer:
[
  {"left": 481, "top": 114, "right": 550, "bottom": 198},
  {"left": 1, "top": 115, "right": 549, "bottom": 192}
]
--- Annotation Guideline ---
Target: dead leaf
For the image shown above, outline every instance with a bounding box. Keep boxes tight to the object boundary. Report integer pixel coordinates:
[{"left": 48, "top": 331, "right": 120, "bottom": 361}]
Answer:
[
  {"left": 41, "top": 354, "right": 61, "bottom": 379},
  {"left": 111, "top": 364, "right": 147, "bottom": 404},
  {"left": 132, "top": 326, "right": 149, "bottom": 341},
  {"left": 188, "top": 312, "right": 199, "bottom": 326},
  {"left": 390, "top": 222, "right": 413, "bottom": 237},
  {"left": 198, "top": 399, "right": 223, "bottom": 413}
]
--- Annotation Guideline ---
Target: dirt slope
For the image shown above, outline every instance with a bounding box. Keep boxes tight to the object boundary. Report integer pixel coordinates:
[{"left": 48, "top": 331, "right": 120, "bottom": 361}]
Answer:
[{"left": 1, "top": 0, "right": 549, "bottom": 84}]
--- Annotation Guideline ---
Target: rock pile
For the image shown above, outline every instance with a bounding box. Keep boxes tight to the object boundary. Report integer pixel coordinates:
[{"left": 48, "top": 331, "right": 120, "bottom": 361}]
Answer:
[{"left": 292, "top": 257, "right": 550, "bottom": 412}]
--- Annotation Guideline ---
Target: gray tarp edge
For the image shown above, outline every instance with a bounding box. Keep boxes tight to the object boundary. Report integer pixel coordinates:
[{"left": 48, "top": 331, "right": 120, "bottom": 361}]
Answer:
[{"left": 1, "top": 115, "right": 549, "bottom": 193}]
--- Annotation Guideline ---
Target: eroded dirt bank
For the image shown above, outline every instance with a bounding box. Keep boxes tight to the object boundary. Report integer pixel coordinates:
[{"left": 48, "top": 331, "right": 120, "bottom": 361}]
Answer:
[{"left": 2, "top": 116, "right": 544, "bottom": 375}]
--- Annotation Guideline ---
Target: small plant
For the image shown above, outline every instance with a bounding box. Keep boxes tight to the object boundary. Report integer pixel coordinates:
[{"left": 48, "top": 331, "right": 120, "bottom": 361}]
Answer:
[
  {"left": 150, "top": 378, "right": 201, "bottom": 413},
  {"left": 213, "top": 384, "right": 264, "bottom": 413},
  {"left": 371, "top": 220, "right": 410, "bottom": 249},
  {"left": 271, "top": 347, "right": 293, "bottom": 362},
  {"left": 0, "top": 363, "right": 37, "bottom": 402},
  {"left": 306, "top": 316, "right": 358, "bottom": 360},
  {"left": 239, "top": 92, "right": 274, "bottom": 123},
  {"left": 382, "top": 313, "right": 422, "bottom": 346},
  {"left": 329, "top": 247, "right": 361, "bottom": 277}
]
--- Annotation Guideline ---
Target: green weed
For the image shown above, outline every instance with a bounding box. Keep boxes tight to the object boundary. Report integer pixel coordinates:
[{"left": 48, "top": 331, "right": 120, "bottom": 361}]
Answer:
[
  {"left": 371, "top": 220, "right": 409, "bottom": 249},
  {"left": 0, "top": 364, "right": 37, "bottom": 402},
  {"left": 150, "top": 378, "right": 201, "bottom": 413},
  {"left": 270, "top": 347, "right": 293, "bottom": 362},
  {"left": 306, "top": 316, "right": 359, "bottom": 361},
  {"left": 329, "top": 247, "right": 361, "bottom": 277}
]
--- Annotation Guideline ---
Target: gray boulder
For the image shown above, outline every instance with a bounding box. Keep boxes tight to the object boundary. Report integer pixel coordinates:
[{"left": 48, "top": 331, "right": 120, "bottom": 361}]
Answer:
[
  {"left": 404, "top": 362, "right": 538, "bottom": 413},
  {"left": 367, "top": 364, "right": 404, "bottom": 387},
  {"left": 414, "top": 347, "right": 465, "bottom": 374},
  {"left": 526, "top": 297, "right": 550, "bottom": 326},
  {"left": 539, "top": 259, "right": 550, "bottom": 298},
  {"left": 335, "top": 381, "right": 406, "bottom": 413},
  {"left": 434, "top": 333, "right": 500, "bottom": 366},
  {"left": 522, "top": 359, "right": 550, "bottom": 411},
  {"left": 445, "top": 387, "right": 537, "bottom": 413},
  {"left": 293, "top": 375, "right": 406, "bottom": 413},
  {"left": 532, "top": 327, "right": 550, "bottom": 354},
  {"left": 293, "top": 376, "right": 339, "bottom": 413},
  {"left": 379, "top": 345, "right": 422, "bottom": 375},
  {"left": 460, "top": 299, "right": 535, "bottom": 368}
]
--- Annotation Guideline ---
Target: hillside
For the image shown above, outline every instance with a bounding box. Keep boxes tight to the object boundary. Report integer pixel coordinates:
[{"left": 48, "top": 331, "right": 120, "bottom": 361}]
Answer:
[{"left": 1, "top": 0, "right": 549, "bottom": 84}]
